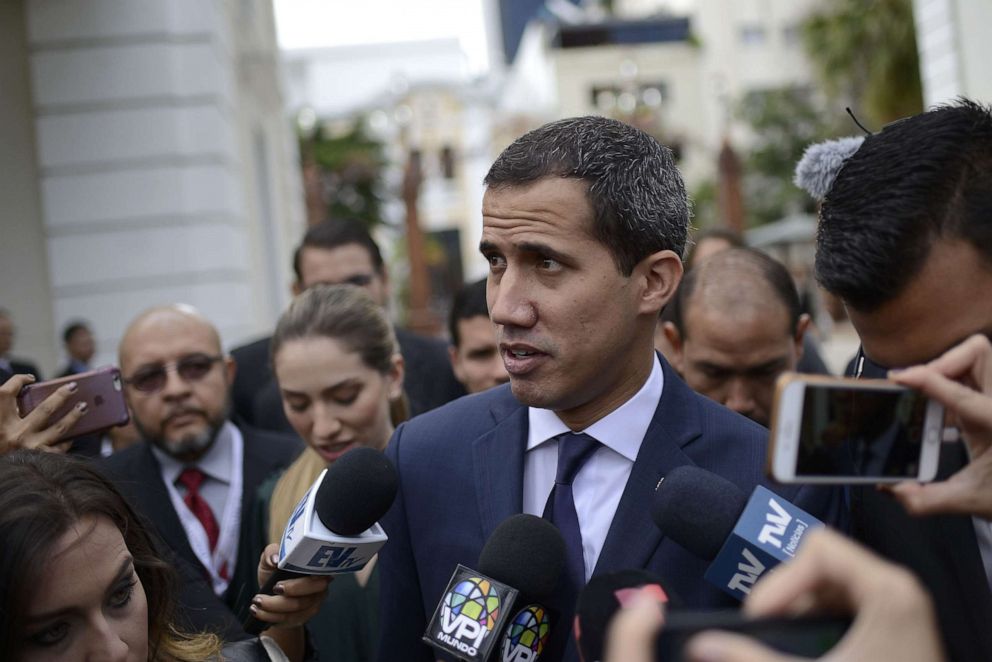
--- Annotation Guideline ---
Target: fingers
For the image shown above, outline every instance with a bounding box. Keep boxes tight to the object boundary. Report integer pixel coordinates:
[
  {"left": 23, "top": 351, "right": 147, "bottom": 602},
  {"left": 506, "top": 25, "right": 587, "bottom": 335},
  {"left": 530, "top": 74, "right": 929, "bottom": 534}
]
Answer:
[
  {"left": 257, "top": 545, "right": 280, "bottom": 586},
  {"left": 686, "top": 631, "right": 801, "bottom": 662},
  {"left": 891, "top": 366, "right": 992, "bottom": 434},
  {"left": 24, "top": 401, "right": 87, "bottom": 450},
  {"left": 888, "top": 459, "right": 992, "bottom": 519},
  {"left": 0, "top": 373, "right": 35, "bottom": 398},
  {"left": 921, "top": 334, "right": 991, "bottom": 384},
  {"left": 250, "top": 575, "right": 331, "bottom": 628},
  {"left": 604, "top": 594, "right": 665, "bottom": 662},
  {"left": 21, "top": 382, "right": 80, "bottom": 427}
]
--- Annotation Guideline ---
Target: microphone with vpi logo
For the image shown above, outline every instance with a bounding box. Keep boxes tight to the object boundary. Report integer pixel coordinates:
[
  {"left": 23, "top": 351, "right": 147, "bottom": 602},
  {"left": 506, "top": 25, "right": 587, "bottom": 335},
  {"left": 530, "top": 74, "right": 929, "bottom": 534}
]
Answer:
[
  {"left": 651, "top": 466, "right": 823, "bottom": 601},
  {"left": 243, "top": 446, "right": 397, "bottom": 635},
  {"left": 423, "top": 514, "right": 565, "bottom": 661}
]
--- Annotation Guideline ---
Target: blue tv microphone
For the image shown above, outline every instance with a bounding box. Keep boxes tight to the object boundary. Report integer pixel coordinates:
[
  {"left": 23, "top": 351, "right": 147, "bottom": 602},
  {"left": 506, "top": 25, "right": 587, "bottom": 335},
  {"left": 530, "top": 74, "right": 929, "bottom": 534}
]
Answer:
[{"left": 652, "top": 466, "right": 824, "bottom": 601}]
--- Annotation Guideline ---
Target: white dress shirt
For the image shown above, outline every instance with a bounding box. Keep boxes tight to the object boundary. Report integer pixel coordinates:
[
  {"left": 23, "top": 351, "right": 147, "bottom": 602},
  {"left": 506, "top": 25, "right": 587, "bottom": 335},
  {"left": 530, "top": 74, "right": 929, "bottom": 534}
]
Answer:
[
  {"left": 152, "top": 421, "right": 244, "bottom": 595},
  {"left": 523, "top": 355, "right": 664, "bottom": 581}
]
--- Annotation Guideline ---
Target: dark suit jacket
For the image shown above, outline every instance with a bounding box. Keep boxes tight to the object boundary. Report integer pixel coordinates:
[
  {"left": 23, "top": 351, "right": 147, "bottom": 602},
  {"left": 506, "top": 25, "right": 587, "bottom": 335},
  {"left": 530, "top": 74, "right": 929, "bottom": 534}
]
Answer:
[
  {"left": 848, "top": 353, "right": 992, "bottom": 661},
  {"left": 377, "top": 358, "right": 845, "bottom": 662},
  {"left": 231, "top": 329, "right": 465, "bottom": 431},
  {"left": 0, "top": 357, "right": 41, "bottom": 383},
  {"left": 99, "top": 422, "right": 303, "bottom": 639}
]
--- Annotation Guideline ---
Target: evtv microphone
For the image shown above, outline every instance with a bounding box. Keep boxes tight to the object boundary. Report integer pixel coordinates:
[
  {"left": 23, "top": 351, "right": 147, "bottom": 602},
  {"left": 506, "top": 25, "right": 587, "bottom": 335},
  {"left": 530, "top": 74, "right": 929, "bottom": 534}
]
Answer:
[
  {"left": 651, "top": 466, "right": 823, "bottom": 601},
  {"left": 423, "top": 514, "right": 565, "bottom": 661},
  {"left": 573, "top": 569, "right": 682, "bottom": 662},
  {"left": 244, "top": 446, "right": 397, "bottom": 634}
]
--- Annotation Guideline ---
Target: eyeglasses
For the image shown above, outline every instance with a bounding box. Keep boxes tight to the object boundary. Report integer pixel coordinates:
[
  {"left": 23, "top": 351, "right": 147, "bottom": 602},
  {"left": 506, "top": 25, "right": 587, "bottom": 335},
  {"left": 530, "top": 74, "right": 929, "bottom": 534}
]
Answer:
[{"left": 125, "top": 354, "right": 223, "bottom": 393}]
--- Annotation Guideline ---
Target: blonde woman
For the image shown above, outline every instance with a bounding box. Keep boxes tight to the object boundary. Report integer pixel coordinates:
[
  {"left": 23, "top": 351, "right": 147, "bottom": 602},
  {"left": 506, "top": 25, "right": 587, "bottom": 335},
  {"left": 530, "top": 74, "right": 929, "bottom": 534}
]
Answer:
[{"left": 240, "top": 285, "right": 406, "bottom": 661}]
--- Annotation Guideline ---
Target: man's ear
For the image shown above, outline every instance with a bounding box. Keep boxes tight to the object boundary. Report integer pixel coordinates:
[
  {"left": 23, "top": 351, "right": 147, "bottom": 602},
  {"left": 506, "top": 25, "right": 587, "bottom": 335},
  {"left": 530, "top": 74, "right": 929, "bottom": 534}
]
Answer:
[
  {"left": 794, "top": 313, "right": 811, "bottom": 357},
  {"left": 291, "top": 280, "right": 304, "bottom": 297},
  {"left": 448, "top": 345, "right": 466, "bottom": 385},
  {"left": 662, "top": 321, "right": 685, "bottom": 373},
  {"left": 224, "top": 355, "right": 237, "bottom": 385},
  {"left": 637, "top": 250, "right": 683, "bottom": 315}
]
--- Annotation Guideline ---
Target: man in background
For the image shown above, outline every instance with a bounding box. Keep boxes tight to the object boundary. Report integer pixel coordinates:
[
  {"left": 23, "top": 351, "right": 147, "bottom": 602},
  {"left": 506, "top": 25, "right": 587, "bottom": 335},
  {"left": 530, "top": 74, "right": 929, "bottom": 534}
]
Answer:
[
  {"left": 232, "top": 220, "right": 464, "bottom": 431},
  {"left": 447, "top": 278, "right": 508, "bottom": 394},
  {"left": 101, "top": 304, "right": 301, "bottom": 637},
  {"left": 57, "top": 320, "right": 96, "bottom": 377},
  {"left": 663, "top": 248, "right": 809, "bottom": 427},
  {"left": 0, "top": 308, "right": 41, "bottom": 382}
]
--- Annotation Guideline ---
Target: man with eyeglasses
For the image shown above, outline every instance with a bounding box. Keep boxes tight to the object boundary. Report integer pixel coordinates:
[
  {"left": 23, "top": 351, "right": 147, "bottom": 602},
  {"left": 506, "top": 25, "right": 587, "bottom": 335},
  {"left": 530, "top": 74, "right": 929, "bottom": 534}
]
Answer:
[
  {"left": 100, "top": 304, "right": 302, "bottom": 638},
  {"left": 809, "top": 99, "right": 992, "bottom": 662},
  {"left": 231, "top": 219, "right": 464, "bottom": 432}
]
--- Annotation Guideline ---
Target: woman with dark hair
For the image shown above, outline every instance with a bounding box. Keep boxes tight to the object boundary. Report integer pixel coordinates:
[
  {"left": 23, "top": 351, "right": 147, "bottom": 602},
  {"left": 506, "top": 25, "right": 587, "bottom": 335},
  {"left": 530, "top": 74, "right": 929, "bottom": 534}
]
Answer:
[
  {"left": 239, "top": 284, "right": 407, "bottom": 661},
  {"left": 0, "top": 449, "right": 328, "bottom": 661}
]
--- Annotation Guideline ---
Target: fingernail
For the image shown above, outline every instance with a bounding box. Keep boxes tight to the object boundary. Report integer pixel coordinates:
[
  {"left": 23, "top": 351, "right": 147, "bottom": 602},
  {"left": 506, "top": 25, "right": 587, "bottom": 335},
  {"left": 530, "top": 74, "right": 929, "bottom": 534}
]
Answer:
[
  {"left": 270, "top": 553, "right": 279, "bottom": 566},
  {"left": 274, "top": 583, "right": 285, "bottom": 595},
  {"left": 253, "top": 596, "right": 262, "bottom": 606},
  {"left": 76, "top": 402, "right": 88, "bottom": 413},
  {"left": 26, "top": 374, "right": 36, "bottom": 382},
  {"left": 250, "top": 604, "right": 259, "bottom": 614},
  {"left": 67, "top": 381, "right": 78, "bottom": 392}
]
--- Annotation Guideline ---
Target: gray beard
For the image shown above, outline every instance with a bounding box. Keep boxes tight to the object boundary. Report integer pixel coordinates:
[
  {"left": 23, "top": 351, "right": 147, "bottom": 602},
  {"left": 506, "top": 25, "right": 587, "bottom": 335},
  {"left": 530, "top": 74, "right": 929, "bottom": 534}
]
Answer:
[{"left": 135, "top": 400, "right": 230, "bottom": 463}]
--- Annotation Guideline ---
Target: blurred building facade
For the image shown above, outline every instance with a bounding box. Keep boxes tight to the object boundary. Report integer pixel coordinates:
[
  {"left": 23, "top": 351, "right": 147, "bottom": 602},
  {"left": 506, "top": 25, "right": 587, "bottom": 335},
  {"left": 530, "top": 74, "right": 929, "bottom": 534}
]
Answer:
[
  {"left": 912, "top": 0, "right": 992, "bottom": 106},
  {"left": 0, "top": 0, "right": 304, "bottom": 373}
]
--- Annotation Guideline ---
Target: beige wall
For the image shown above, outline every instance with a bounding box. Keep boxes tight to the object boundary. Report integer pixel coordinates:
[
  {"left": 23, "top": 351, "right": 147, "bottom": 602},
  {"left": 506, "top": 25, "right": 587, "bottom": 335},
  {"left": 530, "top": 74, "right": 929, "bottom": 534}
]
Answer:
[{"left": 0, "top": 0, "right": 57, "bottom": 374}]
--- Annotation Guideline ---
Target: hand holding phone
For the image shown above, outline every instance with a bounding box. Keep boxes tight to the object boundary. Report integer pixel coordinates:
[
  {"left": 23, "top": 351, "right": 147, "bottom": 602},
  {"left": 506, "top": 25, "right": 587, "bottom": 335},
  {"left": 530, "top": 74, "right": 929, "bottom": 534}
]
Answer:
[
  {"left": 14, "top": 367, "right": 129, "bottom": 448},
  {"left": 1, "top": 373, "right": 88, "bottom": 453},
  {"left": 768, "top": 373, "right": 943, "bottom": 484},
  {"left": 887, "top": 334, "right": 992, "bottom": 519}
]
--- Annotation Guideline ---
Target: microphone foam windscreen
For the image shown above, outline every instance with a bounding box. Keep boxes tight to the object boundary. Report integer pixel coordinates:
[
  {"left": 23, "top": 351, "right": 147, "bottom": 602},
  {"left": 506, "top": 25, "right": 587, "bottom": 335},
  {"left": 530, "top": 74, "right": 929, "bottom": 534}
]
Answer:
[
  {"left": 314, "top": 446, "right": 398, "bottom": 536},
  {"left": 651, "top": 466, "right": 747, "bottom": 561},
  {"left": 575, "top": 569, "right": 682, "bottom": 662},
  {"left": 477, "top": 514, "right": 565, "bottom": 600}
]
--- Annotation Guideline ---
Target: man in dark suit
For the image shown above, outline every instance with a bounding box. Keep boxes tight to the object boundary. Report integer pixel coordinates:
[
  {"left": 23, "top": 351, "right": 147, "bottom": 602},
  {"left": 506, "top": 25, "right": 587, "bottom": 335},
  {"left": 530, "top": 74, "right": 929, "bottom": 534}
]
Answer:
[
  {"left": 376, "top": 117, "right": 844, "bottom": 662},
  {"left": 100, "top": 304, "right": 302, "bottom": 638},
  {"left": 0, "top": 308, "right": 42, "bottom": 382},
  {"left": 57, "top": 320, "right": 96, "bottom": 377},
  {"left": 231, "top": 220, "right": 464, "bottom": 432},
  {"left": 812, "top": 99, "right": 992, "bottom": 661}
]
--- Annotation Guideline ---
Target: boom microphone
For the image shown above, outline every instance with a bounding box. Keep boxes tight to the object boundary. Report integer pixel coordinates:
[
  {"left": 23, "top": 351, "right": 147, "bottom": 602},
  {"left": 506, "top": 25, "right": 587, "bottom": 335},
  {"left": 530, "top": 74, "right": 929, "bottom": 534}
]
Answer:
[
  {"left": 244, "top": 446, "right": 397, "bottom": 634},
  {"left": 652, "top": 466, "right": 823, "bottom": 601},
  {"left": 424, "top": 514, "right": 565, "bottom": 661}
]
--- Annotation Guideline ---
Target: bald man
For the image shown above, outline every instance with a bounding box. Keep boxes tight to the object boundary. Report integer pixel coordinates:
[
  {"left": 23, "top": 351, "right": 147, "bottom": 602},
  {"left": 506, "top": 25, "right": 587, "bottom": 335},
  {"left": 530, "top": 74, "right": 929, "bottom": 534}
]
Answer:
[
  {"left": 100, "top": 305, "right": 301, "bottom": 637},
  {"left": 663, "top": 249, "right": 809, "bottom": 426}
]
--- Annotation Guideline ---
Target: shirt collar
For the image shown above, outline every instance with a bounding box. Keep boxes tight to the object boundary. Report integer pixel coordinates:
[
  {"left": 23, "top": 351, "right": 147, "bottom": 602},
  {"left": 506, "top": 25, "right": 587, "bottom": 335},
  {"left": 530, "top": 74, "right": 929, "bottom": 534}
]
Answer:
[
  {"left": 152, "top": 420, "right": 238, "bottom": 486},
  {"left": 527, "top": 354, "right": 664, "bottom": 461}
]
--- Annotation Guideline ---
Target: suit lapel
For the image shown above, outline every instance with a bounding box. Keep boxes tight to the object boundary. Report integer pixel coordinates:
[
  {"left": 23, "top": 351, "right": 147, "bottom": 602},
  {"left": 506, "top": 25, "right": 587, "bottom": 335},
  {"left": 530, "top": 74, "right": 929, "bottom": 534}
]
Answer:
[
  {"left": 133, "top": 445, "right": 205, "bottom": 570},
  {"left": 594, "top": 359, "right": 700, "bottom": 575},
  {"left": 472, "top": 391, "right": 527, "bottom": 541}
]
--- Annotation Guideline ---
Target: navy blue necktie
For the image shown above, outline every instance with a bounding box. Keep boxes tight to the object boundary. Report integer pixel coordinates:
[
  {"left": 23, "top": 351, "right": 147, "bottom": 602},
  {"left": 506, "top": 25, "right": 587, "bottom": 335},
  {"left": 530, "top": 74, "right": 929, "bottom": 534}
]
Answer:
[{"left": 543, "top": 432, "right": 601, "bottom": 591}]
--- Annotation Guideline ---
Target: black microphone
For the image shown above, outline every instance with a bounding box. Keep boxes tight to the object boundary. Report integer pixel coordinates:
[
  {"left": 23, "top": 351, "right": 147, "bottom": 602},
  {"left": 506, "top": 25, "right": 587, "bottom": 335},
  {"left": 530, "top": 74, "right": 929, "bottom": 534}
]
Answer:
[
  {"left": 244, "top": 446, "right": 397, "bottom": 634},
  {"left": 574, "top": 569, "right": 682, "bottom": 662},
  {"left": 423, "top": 514, "right": 565, "bottom": 661},
  {"left": 651, "top": 466, "right": 823, "bottom": 601}
]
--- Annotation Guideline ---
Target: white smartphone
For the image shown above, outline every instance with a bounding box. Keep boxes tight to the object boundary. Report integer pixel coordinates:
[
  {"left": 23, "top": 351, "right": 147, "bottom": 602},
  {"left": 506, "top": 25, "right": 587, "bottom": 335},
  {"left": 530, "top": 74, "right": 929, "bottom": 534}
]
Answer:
[{"left": 769, "top": 373, "right": 943, "bottom": 484}]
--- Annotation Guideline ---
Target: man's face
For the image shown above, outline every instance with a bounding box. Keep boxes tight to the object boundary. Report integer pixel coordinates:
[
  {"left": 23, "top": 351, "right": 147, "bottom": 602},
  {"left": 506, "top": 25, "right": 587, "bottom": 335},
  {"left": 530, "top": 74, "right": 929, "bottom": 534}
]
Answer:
[
  {"left": 449, "top": 315, "right": 509, "bottom": 394},
  {"left": 0, "top": 316, "right": 13, "bottom": 355},
  {"left": 668, "top": 304, "right": 804, "bottom": 426},
  {"left": 481, "top": 177, "right": 663, "bottom": 425},
  {"left": 67, "top": 327, "right": 96, "bottom": 363},
  {"left": 120, "top": 315, "right": 234, "bottom": 462},
  {"left": 296, "top": 244, "right": 387, "bottom": 306},
  {"left": 848, "top": 240, "right": 992, "bottom": 368}
]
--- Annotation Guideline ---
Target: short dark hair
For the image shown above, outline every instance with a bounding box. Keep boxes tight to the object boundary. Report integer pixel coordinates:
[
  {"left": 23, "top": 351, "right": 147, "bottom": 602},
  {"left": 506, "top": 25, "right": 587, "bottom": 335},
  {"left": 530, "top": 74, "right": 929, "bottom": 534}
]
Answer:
[
  {"left": 62, "top": 320, "right": 90, "bottom": 344},
  {"left": 816, "top": 98, "right": 992, "bottom": 311},
  {"left": 670, "top": 247, "right": 802, "bottom": 337},
  {"left": 449, "top": 279, "right": 489, "bottom": 347},
  {"left": 484, "top": 116, "right": 689, "bottom": 275},
  {"left": 292, "top": 219, "right": 385, "bottom": 284}
]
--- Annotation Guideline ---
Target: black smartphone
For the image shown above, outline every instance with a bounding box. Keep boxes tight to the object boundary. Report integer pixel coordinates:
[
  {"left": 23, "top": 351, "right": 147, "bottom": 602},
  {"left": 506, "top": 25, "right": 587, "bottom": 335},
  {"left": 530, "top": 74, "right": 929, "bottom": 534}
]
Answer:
[{"left": 656, "top": 610, "right": 849, "bottom": 660}]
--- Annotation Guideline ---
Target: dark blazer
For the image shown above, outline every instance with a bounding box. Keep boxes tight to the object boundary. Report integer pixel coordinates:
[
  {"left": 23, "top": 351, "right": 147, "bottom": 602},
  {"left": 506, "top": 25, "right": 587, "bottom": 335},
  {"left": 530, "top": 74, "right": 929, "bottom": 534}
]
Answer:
[
  {"left": 848, "top": 353, "right": 992, "bottom": 661},
  {"left": 376, "top": 358, "right": 845, "bottom": 662},
  {"left": 230, "top": 329, "right": 465, "bottom": 431},
  {"left": 99, "top": 422, "right": 303, "bottom": 638},
  {"left": 0, "top": 357, "right": 41, "bottom": 383}
]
